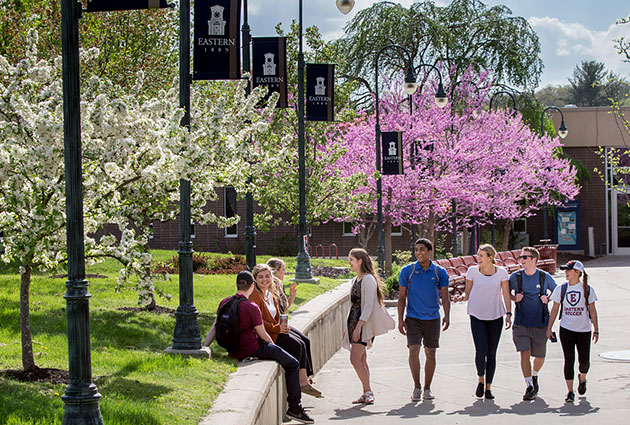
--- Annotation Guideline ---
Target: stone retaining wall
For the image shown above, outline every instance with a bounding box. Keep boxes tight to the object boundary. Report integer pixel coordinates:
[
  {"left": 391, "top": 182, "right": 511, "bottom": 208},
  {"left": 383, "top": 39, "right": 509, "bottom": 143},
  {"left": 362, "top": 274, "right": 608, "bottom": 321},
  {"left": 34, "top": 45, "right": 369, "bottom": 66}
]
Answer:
[{"left": 199, "top": 280, "right": 352, "bottom": 425}]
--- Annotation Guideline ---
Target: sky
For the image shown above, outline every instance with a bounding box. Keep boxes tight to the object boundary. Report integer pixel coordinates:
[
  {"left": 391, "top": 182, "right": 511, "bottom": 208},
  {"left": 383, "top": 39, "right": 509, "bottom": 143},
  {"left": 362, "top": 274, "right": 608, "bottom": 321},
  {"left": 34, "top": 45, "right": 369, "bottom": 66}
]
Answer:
[{"left": 247, "top": 0, "right": 630, "bottom": 90}]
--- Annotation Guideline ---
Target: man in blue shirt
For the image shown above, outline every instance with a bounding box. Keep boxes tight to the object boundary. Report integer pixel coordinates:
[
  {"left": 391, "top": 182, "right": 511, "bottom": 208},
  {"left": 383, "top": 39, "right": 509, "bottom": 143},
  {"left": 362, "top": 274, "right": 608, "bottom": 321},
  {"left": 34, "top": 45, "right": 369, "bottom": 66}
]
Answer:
[
  {"left": 509, "top": 246, "right": 557, "bottom": 401},
  {"left": 398, "top": 238, "right": 451, "bottom": 402}
]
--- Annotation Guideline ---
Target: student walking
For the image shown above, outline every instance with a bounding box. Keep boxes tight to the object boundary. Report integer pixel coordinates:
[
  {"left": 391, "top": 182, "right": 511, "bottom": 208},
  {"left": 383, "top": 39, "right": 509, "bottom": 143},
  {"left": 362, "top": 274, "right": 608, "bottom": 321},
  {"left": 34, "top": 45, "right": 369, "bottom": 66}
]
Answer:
[
  {"left": 346, "top": 248, "right": 395, "bottom": 405},
  {"left": 398, "top": 238, "right": 451, "bottom": 401},
  {"left": 509, "top": 246, "right": 557, "bottom": 400},
  {"left": 454, "top": 244, "right": 512, "bottom": 400},
  {"left": 547, "top": 260, "right": 599, "bottom": 403}
]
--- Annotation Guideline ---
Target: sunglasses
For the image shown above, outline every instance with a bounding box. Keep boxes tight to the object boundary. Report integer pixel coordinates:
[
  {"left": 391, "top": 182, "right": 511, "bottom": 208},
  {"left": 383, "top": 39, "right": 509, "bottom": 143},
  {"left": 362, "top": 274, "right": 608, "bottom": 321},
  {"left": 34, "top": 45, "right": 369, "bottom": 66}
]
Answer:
[{"left": 518, "top": 255, "right": 534, "bottom": 259}]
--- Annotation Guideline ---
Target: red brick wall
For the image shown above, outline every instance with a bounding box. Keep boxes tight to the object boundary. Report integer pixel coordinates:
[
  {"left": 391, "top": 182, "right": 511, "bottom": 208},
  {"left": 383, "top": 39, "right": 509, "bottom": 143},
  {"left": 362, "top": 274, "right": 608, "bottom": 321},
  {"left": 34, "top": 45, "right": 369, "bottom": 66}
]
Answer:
[{"left": 526, "top": 147, "right": 607, "bottom": 254}]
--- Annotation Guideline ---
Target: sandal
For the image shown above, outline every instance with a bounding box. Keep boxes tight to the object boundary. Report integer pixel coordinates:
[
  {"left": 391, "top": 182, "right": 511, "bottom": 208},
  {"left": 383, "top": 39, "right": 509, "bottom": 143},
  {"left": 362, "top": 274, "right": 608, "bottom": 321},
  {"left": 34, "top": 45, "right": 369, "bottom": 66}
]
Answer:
[
  {"left": 301, "top": 383, "right": 323, "bottom": 398},
  {"left": 352, "top": 390, "right": 374, "bottom": 405}
]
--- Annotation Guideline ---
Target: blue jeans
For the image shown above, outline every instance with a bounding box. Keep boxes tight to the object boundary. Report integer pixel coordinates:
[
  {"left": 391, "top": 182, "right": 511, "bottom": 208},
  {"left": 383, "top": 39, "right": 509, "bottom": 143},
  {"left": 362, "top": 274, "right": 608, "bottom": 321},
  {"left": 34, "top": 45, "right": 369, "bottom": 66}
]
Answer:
[
  {"left": 253, "top": 341, "right": 301, "bottom": 407},
  {"left": 470, "top": 316, "right": 503, "bottom": 384}
]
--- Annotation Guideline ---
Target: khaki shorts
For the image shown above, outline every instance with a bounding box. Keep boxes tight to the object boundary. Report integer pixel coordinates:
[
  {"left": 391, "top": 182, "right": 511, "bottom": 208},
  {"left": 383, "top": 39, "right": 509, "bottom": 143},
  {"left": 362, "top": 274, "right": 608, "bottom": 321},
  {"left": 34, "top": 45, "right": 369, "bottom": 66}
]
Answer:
[
  {"left": 512, "top": 325, "right": 548, "bottom": 358},
  {"left": 405, "top": 317, "right": 441, "bottom": 348}
]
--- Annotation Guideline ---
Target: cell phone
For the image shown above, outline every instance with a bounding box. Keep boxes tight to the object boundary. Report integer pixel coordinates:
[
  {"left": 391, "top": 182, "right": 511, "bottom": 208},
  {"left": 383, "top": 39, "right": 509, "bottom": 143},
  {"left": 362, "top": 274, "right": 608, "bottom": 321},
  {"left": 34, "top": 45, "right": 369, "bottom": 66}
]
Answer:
[{"left": 550, "top": 331, "right": 557, "bottom": 343}]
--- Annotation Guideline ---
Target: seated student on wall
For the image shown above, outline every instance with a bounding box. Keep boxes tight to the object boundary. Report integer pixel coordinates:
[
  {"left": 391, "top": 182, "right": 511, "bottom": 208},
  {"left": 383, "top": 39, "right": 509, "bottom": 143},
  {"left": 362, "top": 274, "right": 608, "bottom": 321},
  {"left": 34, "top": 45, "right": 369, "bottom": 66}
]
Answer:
[
  {"left": 249, "top": 264, "right": 322, "bottom": 398},
  {"left": 202, "top": 270, "right": 314, "bottom": 424}
]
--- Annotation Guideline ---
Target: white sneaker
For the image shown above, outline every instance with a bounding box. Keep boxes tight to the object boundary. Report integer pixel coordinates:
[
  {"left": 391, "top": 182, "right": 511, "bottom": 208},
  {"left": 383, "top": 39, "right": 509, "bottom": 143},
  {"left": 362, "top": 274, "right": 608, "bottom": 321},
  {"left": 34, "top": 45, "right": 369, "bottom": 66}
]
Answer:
[
  {"left": 423, "top": 389, "right": 435, "bottom": 400},
  {"left": 411, "top": 387, "right": 422, "bottom": 401}
]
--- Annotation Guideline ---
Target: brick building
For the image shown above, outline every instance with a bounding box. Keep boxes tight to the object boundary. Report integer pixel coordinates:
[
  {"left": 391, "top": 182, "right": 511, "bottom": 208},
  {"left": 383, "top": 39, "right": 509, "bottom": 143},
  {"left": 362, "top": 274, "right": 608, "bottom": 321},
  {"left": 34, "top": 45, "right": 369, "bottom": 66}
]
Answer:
[{"left": 146, "top": 107, "right": 630, "bottom": 258}]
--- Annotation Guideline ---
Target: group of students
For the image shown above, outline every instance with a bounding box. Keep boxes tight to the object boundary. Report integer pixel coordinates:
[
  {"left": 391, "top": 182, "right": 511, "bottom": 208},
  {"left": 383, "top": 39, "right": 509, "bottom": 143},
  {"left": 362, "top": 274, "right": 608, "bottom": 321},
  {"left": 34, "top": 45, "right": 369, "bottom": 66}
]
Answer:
[
  {"left": 348, "top": 238, "right": 598, "bottom": 406},
  {"left": 205, "top": 240, "right": 599, "bottom": 424}
]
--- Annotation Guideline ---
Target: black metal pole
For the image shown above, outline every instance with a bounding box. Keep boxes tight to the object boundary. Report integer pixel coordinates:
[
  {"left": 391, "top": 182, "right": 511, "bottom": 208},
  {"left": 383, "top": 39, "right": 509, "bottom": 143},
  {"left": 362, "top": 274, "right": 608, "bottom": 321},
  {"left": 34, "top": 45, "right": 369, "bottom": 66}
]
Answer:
[
  {"left": 539, "top": 106, "right": 567, "bottom": 242},
  {"left": 171, "top": 0, "right": 201, "bottom": 351},
  {"left": 61, "top": 1, "right": 104, "bottom": 423},
  {"left": 374, "top": 44, "right": 413, "bottom": 277},
  {"left": 451, "top": 200, "right": 457, "bottom": 256},
  {"left": 489, "top": 91, "right": 517, "bottom": 249},
  {"left": 242, "top": 0, "right": 256, "bottom": 271},
  {"left": 294, "top": 0, "right": 316, "bottom": 282}
]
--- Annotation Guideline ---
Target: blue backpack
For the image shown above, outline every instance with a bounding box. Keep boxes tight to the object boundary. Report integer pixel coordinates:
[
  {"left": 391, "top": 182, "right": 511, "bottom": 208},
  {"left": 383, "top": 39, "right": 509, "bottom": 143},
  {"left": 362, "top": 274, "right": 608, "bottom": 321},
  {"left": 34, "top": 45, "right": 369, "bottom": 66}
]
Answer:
[{"left": 215, "top": 296, "right": 246, "bottom": 352}]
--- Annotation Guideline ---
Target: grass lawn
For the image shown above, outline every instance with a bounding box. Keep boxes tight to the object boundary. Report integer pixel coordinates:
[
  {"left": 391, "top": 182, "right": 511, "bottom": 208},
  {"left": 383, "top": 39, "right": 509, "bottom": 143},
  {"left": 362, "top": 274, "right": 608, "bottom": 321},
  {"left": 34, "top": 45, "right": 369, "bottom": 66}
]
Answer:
[{"left": 0, "top": 250, "right": 350, "bottom": 425}]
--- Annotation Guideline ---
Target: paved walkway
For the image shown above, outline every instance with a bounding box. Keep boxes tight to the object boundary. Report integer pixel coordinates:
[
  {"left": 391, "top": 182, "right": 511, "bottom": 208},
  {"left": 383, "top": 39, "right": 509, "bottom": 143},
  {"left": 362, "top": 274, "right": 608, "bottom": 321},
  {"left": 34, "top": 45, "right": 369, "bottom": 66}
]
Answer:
[{"left": 300, "top": 256, "right": 630, "bottom": 424}]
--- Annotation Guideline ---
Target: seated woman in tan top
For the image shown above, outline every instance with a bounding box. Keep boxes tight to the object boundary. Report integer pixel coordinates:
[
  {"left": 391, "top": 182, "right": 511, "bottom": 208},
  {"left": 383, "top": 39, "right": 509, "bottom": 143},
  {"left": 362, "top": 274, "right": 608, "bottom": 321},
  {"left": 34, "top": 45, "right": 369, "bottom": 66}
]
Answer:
[{"left": 249, "top": 264, "right": 321, "bottom": 398}]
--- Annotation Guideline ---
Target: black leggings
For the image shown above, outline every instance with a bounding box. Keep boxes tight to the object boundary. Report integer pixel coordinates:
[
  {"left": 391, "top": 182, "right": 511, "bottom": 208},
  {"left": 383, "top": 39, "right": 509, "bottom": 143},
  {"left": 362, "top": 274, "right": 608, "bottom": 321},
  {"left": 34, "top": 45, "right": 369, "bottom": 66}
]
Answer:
[
  {"left": 275, "top": 327, "right": 314, "bottom": 377},
  {"left": 559, "top": 326, "right": 591, "bottom": 380},
  {"left": 470, "top": 316, "right": 503, "bottom": 384}
]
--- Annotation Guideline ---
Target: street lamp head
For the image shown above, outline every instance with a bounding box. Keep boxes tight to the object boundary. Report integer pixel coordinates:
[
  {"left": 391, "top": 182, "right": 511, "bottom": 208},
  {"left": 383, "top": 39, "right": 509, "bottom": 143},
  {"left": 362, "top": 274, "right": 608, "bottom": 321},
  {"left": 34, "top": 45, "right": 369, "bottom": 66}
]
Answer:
[
  {"left": 558, "top": 120, "right": 568, "bottom": 138},
  {"left": 336, "top": 0, "right": 355, "bottom": 14},
  {"left": 404, "top": 66, "right": 418, "bottom": 96},
  {"left": 434, "top": 82, "right": 448, "bottom": 108}
]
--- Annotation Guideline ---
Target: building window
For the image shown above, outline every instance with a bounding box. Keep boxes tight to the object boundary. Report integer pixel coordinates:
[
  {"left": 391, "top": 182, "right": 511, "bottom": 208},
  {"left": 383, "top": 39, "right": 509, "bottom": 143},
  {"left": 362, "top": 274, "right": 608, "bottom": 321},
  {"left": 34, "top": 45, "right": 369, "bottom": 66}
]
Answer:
[
  {"left": 343, "top": 222, "right": 355, "bottom": 236},
  {"left": 224, "top": 187, "right": 238, "bottom": 238},
  {"left": 190, "top": 222, "right": 196, "bottom": 239},
  {"left": 148, "top": 222, "right": 154, "bottom": 240},
  {"left": 513, "top": 218, "right": 527, "bottom": 234},
  {"left": 392, "top": 224, "right": 402, "bottom": 236}
]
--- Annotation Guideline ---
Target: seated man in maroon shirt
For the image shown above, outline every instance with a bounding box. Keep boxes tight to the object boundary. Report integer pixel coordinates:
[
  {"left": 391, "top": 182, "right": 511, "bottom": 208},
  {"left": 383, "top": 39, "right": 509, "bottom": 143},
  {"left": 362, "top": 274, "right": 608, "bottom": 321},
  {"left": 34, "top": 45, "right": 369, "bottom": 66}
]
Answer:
[{"left": 204, "top": 270, "right": 314, "bottom": 424}]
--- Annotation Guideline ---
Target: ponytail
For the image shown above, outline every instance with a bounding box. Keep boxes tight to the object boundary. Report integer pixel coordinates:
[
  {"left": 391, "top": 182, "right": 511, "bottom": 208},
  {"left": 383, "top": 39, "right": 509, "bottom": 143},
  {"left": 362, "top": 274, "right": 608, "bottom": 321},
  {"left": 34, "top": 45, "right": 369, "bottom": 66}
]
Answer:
[{"left": 582, "top": 271, "right": 589, "bottom": 300}]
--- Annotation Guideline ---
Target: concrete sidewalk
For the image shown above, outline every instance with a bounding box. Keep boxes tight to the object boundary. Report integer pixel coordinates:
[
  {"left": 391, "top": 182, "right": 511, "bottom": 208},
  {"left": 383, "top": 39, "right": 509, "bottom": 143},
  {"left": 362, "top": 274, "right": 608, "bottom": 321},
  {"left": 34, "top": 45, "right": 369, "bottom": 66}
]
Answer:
[{"left": 300, "top": 256, "right": 630, "bottom": 424}]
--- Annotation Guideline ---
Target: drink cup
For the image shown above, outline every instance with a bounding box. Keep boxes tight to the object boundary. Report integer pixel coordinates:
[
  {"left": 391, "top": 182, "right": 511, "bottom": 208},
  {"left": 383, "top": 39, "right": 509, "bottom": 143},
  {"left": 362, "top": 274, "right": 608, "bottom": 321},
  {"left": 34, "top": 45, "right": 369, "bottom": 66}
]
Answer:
[{"left": 279, "top": 314, "right": 288, "bottom": 326}]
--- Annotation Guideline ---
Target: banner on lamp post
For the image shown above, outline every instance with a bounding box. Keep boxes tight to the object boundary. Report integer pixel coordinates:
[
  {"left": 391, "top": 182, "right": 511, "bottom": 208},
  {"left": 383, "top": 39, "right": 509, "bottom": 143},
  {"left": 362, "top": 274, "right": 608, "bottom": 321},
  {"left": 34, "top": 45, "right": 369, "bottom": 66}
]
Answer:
[
  {"left": 306, "top": 64, "right": 335, "bottom": 121},
  {"left": 382, "top": 131, "right": 404, "bottom": 175},
  {"left": 252, "top": 37, "right": 288, "bottom": 108},
  {"left": 193, "top": 0, "right": 241, "bottom": 80},
  {"left": 85, "top": 0, "right": 171, "bottom": 12}
]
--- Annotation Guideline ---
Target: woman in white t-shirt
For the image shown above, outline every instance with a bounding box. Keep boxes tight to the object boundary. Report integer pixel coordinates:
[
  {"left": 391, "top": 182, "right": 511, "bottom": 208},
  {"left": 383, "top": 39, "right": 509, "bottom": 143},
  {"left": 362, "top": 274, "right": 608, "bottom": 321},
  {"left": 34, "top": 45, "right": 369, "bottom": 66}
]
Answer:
[
  {"left": 454, "top": 244, "right": 512, "bottom": 400},
  {"left": 547, "top": 260, "right": 599, "bottom": 403}
]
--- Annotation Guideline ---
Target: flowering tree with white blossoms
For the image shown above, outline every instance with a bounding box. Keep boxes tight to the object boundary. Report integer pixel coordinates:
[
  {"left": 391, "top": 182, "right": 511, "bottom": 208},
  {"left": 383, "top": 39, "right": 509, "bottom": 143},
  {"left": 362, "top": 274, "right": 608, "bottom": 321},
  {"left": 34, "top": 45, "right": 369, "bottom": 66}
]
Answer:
[{"left": 0, "top": 35, "right": 279, "bottom": 370}]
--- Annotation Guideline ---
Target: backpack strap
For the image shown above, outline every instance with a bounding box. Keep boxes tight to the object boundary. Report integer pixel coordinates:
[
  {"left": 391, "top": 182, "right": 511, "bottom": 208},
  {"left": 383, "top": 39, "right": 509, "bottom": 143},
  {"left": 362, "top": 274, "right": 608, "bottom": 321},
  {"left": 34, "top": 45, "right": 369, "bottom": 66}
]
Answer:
[
  {"left": 539, "top": 271, "right": 548, "bottom": 323},
  {"left": 516, "top": 270, "right": 523, "bottom": 300},
  {"left": 407, "top": 262, "right": 416, "bottom": 287},
  {"left": 432, "top": 261, "right": 440, "bottom": 288},
  {"left": 559, "top": 282, "right": 568, "bottom": 320}
]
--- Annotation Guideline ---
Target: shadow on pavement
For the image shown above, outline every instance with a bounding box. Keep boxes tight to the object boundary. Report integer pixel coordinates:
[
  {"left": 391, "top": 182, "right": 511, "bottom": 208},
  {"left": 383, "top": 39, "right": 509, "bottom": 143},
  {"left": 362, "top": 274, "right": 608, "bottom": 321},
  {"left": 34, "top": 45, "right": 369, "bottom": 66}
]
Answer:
[{"left": 385, "top": 401, "right": 443, "bottom": 419}]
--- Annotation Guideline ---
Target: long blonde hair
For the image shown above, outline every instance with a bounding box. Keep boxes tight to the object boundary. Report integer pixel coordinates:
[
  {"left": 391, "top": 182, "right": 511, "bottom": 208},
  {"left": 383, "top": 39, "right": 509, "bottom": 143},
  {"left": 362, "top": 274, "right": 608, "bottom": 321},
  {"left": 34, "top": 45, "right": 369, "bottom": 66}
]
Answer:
[
  {"left": 252, "top": 264, "right": 274, "bottom": 294},
  {"left": 349, "top": 247, "right": 384, "bottom": 305}
]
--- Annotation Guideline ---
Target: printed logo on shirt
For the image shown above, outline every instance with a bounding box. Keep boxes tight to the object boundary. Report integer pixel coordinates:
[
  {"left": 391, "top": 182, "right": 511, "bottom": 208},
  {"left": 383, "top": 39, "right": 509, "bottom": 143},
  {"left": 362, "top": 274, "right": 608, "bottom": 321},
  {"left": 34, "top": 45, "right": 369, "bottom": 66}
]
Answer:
[{"left": 567, "top": 291, "right": 581, "bottom": 307}]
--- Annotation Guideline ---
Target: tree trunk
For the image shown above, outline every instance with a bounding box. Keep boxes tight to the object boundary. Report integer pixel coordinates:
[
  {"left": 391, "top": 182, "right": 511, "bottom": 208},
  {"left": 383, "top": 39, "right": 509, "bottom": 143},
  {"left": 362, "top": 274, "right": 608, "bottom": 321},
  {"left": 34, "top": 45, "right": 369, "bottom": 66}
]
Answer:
[
  {"left": 20, "top": 265, "right": 36, "bottom": 371},
  {"left": 385, "top": 216, "right": 392, "bottom": 276},
  {"left": 503, "top": 219, "right": 513, "bottom": 251},
  {"left": 428, "top": 211, "right": 436, "bottom": 244},
  {"left": 357, "top": 217, "right": 376, "bottom": 249},
  {"left": 462, "top": 227, "right": 470, "bottom": 256}
]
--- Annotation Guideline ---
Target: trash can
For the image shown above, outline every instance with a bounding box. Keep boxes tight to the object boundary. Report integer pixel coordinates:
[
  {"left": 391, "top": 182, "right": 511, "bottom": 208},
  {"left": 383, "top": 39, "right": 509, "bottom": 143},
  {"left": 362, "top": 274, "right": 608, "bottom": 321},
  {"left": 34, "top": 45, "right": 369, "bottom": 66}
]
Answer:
[{"left": 534, "top": 241, "right": 558, "bottom": 274}]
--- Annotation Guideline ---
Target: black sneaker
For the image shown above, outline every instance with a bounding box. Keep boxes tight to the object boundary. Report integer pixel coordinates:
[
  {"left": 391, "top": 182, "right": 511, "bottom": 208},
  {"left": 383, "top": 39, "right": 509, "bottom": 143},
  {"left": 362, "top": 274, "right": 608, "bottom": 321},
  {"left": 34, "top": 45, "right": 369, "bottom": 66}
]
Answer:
[
  {"left": 523, "top": 385, "right": 536, "bottom": 401},
  {"left": 286, "top": 404, "right": 314, "bottom": 424},
  {"left": 532, "top": 376, "right": 539, "bottom": 395},
  {"left": 485, "top": 390, "right": 495, "bottom": 400},
  {"left": 565, "top": 391, "right": 575, "bottom": 403},
  {"left": 578, "top": 378, "right": 587, "bottom": 395},
  {"left": 475, "top": 382, "right": 484, "bottom": 398}
]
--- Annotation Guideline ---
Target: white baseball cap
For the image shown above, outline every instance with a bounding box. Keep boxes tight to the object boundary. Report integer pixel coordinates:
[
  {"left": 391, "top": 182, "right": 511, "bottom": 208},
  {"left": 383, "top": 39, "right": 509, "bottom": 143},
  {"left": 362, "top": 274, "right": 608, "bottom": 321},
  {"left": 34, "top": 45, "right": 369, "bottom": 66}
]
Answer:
[{"left": 559, "top": 260, "right": 585, "bottom": 273}]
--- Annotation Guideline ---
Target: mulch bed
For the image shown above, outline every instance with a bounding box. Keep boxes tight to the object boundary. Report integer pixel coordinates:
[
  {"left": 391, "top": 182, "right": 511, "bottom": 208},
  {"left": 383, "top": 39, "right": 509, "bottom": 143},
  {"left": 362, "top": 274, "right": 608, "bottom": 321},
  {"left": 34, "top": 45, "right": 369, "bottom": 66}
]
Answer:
[
  {"left": 2, "top": 366, "right": 69, "bottom": 385},
  {"left": 118, "top": 305, "right": 176, "bottom": 315}
]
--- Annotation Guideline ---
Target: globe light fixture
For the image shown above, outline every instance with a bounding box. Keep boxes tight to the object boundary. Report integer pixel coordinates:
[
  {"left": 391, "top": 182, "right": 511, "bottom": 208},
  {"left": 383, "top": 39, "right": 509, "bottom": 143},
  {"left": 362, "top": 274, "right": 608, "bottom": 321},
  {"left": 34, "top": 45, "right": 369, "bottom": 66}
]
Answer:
[
  {"left": 404, "top": 66, "right": 418, "bottom": 96},
  {"left": 336, "top": 0, "right": 355, "bottom": 14},
  {"left": 558, "top": 120, "right": 568, "bottom": 138},
  {"left": 434, "top": 82, "right": 448, "bottom": 108}
]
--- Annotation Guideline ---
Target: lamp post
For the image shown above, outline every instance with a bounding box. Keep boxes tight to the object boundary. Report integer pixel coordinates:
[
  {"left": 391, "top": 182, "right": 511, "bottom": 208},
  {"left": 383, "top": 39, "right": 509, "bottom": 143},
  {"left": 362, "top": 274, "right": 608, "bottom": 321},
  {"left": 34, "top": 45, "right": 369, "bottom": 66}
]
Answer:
[
  {"left": 540, "top": 106, "right": 568, "bottom": 240},
  {"left": 488, "top": 90, "right": 517, "bottom": 247},
  {"left": 374, "top": 45, "right": 419, "bottom": 276},
  {"left": 294, "top": 0, "right": 354, "bottom": 281},
  {"left": 242, "top": 0, "right": 256, "bottom": 271},
  {"left": 60, "top": 0, "right": 104, "bottom": 423}
]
